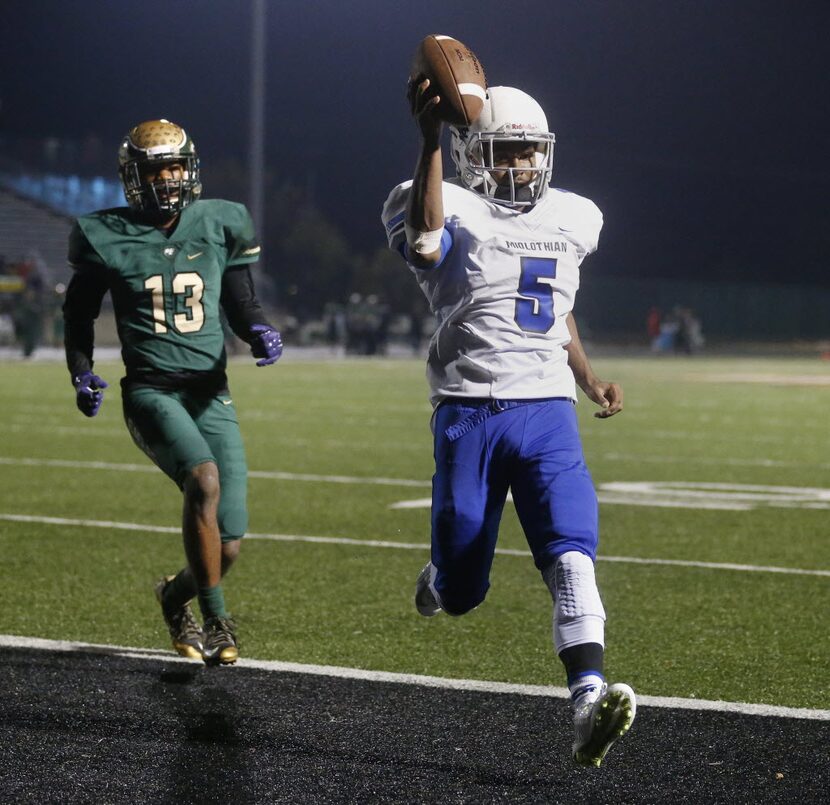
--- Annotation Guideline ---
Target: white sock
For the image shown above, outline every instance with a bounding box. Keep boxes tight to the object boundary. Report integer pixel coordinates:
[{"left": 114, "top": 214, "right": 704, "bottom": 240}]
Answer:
[{"left": 569, "top": 673, "right": 605, "bottom": 704}]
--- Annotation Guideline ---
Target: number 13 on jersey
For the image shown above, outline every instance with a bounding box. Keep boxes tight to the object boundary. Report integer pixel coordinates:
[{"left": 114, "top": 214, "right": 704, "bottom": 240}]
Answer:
[
  {"left": 514, "top": 257, "right": 557, "bottom": 333},
  {"left": 144, "top": 272, "right": 205, "bottom": 334}
]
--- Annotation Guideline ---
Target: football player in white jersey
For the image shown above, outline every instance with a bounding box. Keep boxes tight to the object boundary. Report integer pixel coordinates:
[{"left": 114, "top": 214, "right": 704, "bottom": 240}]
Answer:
[{"left": 381, "top": 81, "right": 636, "bottom": 767}]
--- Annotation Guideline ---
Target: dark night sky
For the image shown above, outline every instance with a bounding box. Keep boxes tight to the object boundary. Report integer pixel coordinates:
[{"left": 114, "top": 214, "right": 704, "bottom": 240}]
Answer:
[{"left": 2, "top": 0, "right": 829, "bottom": 285}]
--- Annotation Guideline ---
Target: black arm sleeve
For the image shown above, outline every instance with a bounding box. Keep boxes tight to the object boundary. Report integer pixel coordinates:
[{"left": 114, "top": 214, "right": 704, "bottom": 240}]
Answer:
[
  {"left": 220, "top": 264, "right": 272, "bottom": 342},
  {"left": 63, "top": 264, "right": 109, "bottom": 381}
]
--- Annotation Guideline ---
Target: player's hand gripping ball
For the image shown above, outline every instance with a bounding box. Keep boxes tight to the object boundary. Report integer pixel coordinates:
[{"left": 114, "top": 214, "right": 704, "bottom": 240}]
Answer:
[
  {"left": 249, "top": 324, "right": 283, "bottom": 367},
  {"left": 410, "top": 34, "right": 487, "bottom": 126},
  {"left": 73, "top": 372, "right": 108, "bottom": 417}
]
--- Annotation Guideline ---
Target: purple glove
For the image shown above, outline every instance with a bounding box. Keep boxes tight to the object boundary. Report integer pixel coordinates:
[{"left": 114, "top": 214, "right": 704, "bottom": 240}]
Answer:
[
  {"left": 249, "top": 324, "right": 283, "bottom": 367},
  {"left": 73, "top": 372, "right": 109, "bottom": 417}
]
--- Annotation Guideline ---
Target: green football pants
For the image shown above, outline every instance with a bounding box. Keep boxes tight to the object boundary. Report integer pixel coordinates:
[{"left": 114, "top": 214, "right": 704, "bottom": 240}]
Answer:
[{"left": 122, "top": 386, "right": 248, "bottom": 541}]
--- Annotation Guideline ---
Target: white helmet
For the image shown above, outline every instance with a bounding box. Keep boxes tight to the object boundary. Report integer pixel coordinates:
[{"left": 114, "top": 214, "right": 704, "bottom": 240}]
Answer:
[{"left": 450, "top": 86, "right": 555, "bottom": 207}]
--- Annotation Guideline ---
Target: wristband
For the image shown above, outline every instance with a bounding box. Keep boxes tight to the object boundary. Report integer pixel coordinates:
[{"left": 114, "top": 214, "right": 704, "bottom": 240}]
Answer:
[{"left": 405, "top": 223, "right": 445, "bottom": 255}]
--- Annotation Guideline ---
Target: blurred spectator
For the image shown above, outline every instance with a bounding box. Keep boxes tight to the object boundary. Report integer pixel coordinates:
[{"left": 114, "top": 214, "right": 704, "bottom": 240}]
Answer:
[
  {"left": 646, "top": 306, "right": 661, "bottom": 349},
  {"left": 324, "top": 302, "right": 347, "bottom": 356},
  {"left": 13, "top": 286, "right": 44, "bottom": 357},
  {"left": 345, "top": 293, "right": 389, "bottom": 355},
  {"left": 369, "top": 295, "right": 391, "bottom": 355},
  {"left": 653, "top": 308, "right": 679, "bottom": 353},
  {"left": 345, "top": 293, "right": 366, "bottom": 354},
  {"left": 653, "top": 306, "right": 704, "bottom": 354},
  {"left": 677, "top": 307, "right": 704, "bottom": 354},
  {"left": 50, "top": 283, "right": 66, "bottom": 346}
]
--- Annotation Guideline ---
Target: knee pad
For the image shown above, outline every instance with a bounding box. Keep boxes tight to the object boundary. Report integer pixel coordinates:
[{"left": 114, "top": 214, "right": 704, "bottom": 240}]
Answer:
[
  {"left": 542, "top": 550, "right": 606, "bottom": 652},
  {"left": 216, "top": 464, "right": 248, "bottom": 541},
  {"left": 218, "top": 508, "right": 248, "bottom": 542}
]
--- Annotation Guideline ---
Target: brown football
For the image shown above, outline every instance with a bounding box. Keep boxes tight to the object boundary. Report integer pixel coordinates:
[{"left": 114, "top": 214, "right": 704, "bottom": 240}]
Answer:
[{"left": 411, "top": 34, "right": 487, "bottom": 126}]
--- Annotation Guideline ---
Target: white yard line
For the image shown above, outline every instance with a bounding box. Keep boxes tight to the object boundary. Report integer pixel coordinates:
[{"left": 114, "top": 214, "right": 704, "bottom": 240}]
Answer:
[
  {"left": 601, "top": 452, "right": 830, "bottom": 471},
  {"left": 689, "top": 373, "right": 830, "bottom": 386},
  {"left": 0, "top": 423, "right": 126, "bottom": 437},
  {"left": 1, "top": 512, "right": 828, "bottom": 577},
  {"left": 6, "top": 451, "right": 830, "bottom": 484},
  {"left": 6, "top": 454, "right": 830, "bottom": 489},
  {"left": 0, "top": 634, "right": 827, "bottom": 721},
  {"left": 0, "top": 456, "right": 430, "bottom": 488}
]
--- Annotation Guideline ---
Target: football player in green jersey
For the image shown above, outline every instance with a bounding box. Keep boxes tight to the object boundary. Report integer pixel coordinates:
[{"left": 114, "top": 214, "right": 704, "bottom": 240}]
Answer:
[{"left": 63, "top": 119, "right": 283, "bottom": 665}]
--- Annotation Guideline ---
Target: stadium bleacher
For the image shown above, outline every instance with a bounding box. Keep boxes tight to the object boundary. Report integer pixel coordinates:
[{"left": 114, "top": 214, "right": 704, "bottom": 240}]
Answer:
[{"left": 0, "top": 186, "right": 73, "bottom": 286}]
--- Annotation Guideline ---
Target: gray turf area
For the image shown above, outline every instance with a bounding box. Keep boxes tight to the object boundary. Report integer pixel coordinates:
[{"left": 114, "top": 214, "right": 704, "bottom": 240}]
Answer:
[{"left": 0, "top": 647, "right": 826, "bottom": 804}]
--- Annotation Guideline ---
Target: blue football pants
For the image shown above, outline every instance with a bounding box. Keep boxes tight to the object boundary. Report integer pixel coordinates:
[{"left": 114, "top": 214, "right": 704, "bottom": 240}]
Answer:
[{"left": 430, "top": 398, "right": 598, "bottom": 615}]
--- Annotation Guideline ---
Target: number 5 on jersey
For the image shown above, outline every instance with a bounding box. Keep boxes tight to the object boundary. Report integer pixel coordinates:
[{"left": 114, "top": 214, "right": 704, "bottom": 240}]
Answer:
[
  {"left": 144, "top": 272, "right": 205, "bottom": 334},
  {"left": 514, "top": 257, "right": 557, "bottom": 333}
]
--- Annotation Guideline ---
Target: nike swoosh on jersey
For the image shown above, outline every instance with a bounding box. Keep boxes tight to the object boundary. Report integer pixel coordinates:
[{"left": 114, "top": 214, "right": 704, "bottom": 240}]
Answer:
[
  {"left": 222, "top": 399, "right": 233, "bottom": 405},
  {"left": 187, "top": 251, "right": 204, "bottom": 260}
]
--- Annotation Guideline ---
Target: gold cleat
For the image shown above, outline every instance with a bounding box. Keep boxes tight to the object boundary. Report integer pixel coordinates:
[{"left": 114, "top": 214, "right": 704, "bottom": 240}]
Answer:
[
  {"left": 202, "top": 616, "right": 239, "bottom": 666},
  {"left": 155, "top": 576, "right": 203, "bottom": 660}
]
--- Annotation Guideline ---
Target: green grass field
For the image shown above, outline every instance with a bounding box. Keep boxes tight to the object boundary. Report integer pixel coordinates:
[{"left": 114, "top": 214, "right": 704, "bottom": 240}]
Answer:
[{"left": 0, "top": 354, "right": 827, "bottom": 710}]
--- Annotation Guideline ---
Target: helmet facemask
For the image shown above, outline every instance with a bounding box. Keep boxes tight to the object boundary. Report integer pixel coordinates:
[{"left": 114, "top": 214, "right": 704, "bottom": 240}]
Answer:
[
  {"left": 118, "top": 120, "right": 202, "bottom": 216},
  {"left": 450, "top": 86, "right": 555, "bottom": 208},
  {"left": 120, "top": 154, "right": 201, "bottom": 215},
  {"left": 459, "top": 131, "right": 555, "bottom": 207}
]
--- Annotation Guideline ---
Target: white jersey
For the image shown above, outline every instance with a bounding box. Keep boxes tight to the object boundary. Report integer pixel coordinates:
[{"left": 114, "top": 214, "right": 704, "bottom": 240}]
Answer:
[{"left": 381, "top": 180, "right": 603, "bottom": 406}]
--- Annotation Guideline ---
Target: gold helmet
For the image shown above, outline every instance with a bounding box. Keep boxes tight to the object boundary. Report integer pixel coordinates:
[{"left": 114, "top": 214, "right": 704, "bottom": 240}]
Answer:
[{"left": 117, "top": 119, "right": 201, "bottom": 214}]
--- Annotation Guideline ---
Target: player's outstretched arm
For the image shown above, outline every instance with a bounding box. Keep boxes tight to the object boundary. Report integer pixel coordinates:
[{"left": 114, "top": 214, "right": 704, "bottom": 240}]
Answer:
[
  {"left": 405, "top": 77, "right": 445, "bottom": 269},
  {"left": 63, "top": 264, "right": 109, "bottom": 417},
  {"left": 564, "top": 313, "right": 623, "bottom": 419},
  {"left": 220, "top": 266, "right": 283, "bottom": 367}
]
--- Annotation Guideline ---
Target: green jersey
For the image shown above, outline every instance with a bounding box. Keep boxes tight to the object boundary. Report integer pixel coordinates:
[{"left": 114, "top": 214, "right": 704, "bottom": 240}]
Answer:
[{"left": 68, "top": 199, "right": 260, "bottom": 377}]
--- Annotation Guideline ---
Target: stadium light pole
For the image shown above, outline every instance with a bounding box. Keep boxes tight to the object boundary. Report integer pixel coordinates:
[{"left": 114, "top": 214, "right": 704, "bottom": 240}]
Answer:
[{"left": 249, "top": 0, "right": 266, "bottom": 287}]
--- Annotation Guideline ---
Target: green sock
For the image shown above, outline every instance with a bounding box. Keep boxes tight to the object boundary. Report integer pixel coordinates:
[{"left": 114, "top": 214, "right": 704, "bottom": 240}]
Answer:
[
  {"left": 197, "top": 584, "right": 228, "bottom": 620},
  {"left": 162, "top": 568, "right": 198, "bottom": 613}
]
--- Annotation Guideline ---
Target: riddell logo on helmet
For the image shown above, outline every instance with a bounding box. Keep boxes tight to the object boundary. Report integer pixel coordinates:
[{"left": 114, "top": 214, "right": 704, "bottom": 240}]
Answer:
[{"left": 495, "top": 123, "right": 539, "bottom": 133}]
